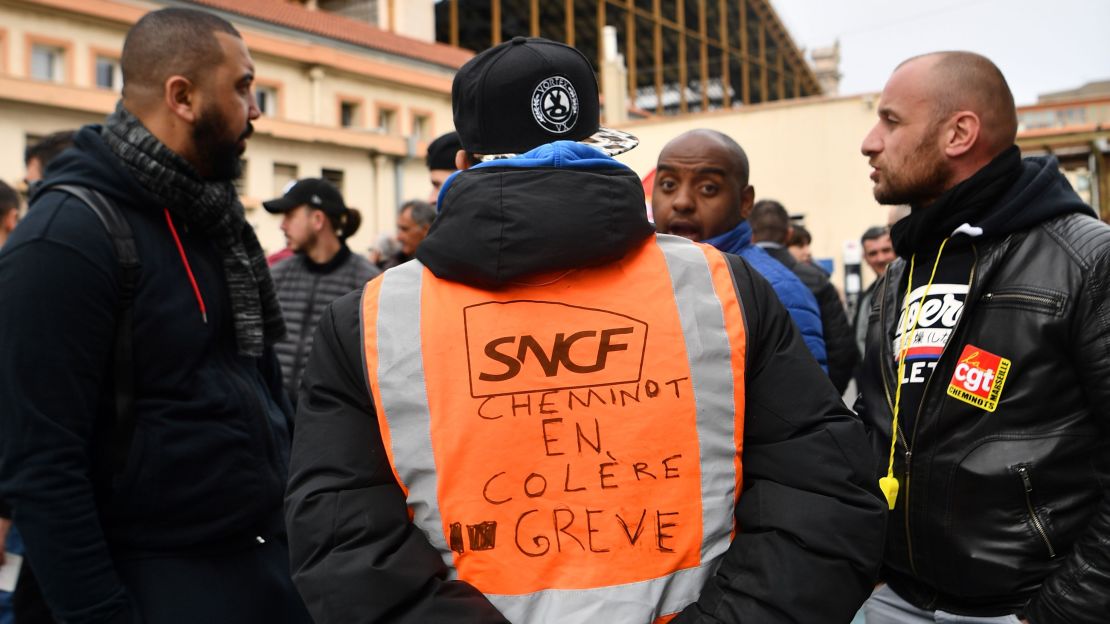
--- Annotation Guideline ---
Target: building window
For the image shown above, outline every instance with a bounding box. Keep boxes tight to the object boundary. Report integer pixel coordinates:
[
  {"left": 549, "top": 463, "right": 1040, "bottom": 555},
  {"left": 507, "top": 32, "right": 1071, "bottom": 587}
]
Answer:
[
  {"left": 30, "top": 44, "right": 64, "bottom": 82},
  {"left": 94, "top": 55, "right": 121, "bottom": 90},
  {"left": 377, "top": 107, "right": 396, "bottom": 134},
  {"left": 321, "top": 168, "right": 344, "bottom": 194},
  {"left": 256, "top": 85, "right": 279, "bottom": 117},
  {"left": 273, "top": 163, "right": 298, "bottom": 197},
  {"left": 340, "top": 100, "right": 360, "bottom": 128},
  {"left": 412, "top": 113, "right": 431, "bottom": 141}
]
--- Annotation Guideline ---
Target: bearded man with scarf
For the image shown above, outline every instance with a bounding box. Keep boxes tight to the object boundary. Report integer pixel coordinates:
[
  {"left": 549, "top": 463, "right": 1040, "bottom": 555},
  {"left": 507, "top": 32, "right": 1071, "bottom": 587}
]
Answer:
[
  {"left": 857, "top": 51, "right": 1110, "bottom": 624},
  {"left": 0, "top": 8, "right": 310, "bottom": 623}
]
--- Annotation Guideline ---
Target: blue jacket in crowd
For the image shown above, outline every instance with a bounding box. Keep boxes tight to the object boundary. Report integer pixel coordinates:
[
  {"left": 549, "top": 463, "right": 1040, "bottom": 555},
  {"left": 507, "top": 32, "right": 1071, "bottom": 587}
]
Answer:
[{"left": 704, "top": 221, "right": 828, "bottom": 369}]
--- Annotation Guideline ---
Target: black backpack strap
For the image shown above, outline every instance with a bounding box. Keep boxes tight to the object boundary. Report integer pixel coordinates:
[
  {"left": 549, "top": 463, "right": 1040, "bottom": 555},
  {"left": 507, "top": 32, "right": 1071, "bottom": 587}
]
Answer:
[{"left": 49, "top": 185, "right": 139, "bottom": 478}]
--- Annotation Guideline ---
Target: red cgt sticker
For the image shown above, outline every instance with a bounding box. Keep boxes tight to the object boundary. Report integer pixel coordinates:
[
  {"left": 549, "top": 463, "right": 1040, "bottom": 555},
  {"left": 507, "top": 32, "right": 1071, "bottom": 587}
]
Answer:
[{"left": 946, "top": 344, "right": 1010, "bottom": 412}]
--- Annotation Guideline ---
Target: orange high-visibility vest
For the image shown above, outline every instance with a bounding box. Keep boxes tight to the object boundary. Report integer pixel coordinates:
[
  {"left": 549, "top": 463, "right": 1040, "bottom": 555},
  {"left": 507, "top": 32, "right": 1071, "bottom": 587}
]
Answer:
[{"left": 361, "top": 235, "right": 747, "bottom": 623}]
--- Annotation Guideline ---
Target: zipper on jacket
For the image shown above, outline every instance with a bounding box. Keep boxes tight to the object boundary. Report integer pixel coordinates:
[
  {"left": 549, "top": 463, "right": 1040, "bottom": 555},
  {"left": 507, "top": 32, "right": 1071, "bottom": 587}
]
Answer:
[
  {"left": 877, "top": 264, "right": 918, "bottom": 574},
  {"left": 1016, "top": 464, "right": 1056, "bottom": 558},
  {"left": 878, "top": 268, "right": 897, "bottom": 415},
  {"left": 981, "top": 292, "right": 1052, "bottom": 305},
  {"left": 290, "top": 272, "right": 322, "bottom": 390},
  {"left": 898, "top": 243, "right": 979, "bottom": 580},
  {"left": 902, "top": 448, "right": 915, "bottom": 575},
  {"left": 980, "top": 291, "right": 1062, "bottom": 313}
]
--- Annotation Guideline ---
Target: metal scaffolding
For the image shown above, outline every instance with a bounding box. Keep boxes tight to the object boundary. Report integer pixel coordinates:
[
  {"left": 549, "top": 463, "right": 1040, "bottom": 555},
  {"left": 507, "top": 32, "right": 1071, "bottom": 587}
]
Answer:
[{"left": 435, "top": 0, "right": 822, "bottom": 116}]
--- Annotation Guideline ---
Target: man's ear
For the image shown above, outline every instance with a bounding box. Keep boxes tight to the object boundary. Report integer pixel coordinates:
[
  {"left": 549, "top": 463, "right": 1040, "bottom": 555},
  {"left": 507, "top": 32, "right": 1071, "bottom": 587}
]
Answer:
[
  {"left": 310, "top": 209, "right": 326, "bottom": 231},
  {"left": 164, "top": 75, "right": 199, "bottom": 124},
  {"left": 944, "top": 111, "right": 980, "bottom": 158},
  {"left": 454, "top": 149, "right": 472, "bottom": 171},
  {"left": 739, "top": 185, "right": 756, "bottom": 220},
  {"left": 2, "top": 209, "right": 17, "bottom": 233}
]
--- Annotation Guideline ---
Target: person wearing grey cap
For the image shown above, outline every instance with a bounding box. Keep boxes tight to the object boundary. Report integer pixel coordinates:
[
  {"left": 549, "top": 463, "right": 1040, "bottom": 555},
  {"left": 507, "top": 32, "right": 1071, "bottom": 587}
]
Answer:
[
  {"left": 264, "top": 178, "right": 379, "bottom": 406},
  {"left": 286, "top": 36, "right": 883, "bottom": 624}
]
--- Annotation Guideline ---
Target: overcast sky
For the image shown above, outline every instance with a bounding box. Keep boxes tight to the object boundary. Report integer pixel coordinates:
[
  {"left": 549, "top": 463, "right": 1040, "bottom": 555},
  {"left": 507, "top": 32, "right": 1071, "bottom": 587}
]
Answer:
[{"left": 771, "top": 0, "right": 1110, "bottom": 105}]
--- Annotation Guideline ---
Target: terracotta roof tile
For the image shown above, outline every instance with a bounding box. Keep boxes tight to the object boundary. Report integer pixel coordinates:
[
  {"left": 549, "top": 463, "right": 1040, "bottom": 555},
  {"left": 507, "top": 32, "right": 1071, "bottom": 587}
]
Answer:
[{"left": 186, "top": 0, "right": 473, "bottom": 69}]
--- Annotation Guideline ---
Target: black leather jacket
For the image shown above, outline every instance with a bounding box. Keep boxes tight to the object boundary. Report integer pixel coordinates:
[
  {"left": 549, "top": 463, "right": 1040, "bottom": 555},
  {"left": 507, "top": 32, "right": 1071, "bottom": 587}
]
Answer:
[{"left": 858, "top": 208, "right": 1110, "bottom": 623}]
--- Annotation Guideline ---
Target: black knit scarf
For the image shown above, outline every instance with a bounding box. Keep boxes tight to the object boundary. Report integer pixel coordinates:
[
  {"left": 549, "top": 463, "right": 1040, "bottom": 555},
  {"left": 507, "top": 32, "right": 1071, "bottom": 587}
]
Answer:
[
  {"left": 890, "top": 146, "right": 1023, "bottom": 257},
  {"left": 101, "top": 104, "right": 285, "bottom": 357}
]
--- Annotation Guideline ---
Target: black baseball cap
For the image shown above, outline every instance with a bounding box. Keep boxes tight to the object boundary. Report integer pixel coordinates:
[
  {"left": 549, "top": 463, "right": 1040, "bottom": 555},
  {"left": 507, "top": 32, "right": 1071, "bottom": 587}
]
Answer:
[
  {"left": 263, "top": 178, "right": 346, "bottom": 216},
  {"left": 452, "top": 36, "right": 638, "bottom": 160},
  {"left": 426, "top": 131, "right": 462, "bottom": 171}
]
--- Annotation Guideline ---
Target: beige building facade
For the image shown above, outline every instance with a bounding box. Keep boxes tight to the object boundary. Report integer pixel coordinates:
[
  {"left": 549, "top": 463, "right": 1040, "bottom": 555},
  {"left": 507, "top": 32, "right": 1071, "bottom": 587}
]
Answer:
[
  {"left": 0, "top": 0, "right": 468, "bottom": 254},
  {"left": 2, "top": 0, "right": 1101, "bottom": 286}
]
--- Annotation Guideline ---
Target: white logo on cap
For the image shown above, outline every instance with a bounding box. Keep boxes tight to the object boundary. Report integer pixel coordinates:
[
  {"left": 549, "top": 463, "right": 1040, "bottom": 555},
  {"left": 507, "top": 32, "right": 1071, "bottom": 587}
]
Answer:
[
  {"left": 311, "top": 194, "right": 322, "bottom": 205},
  {"left": 531, "top": 76, "right": 578, "bottom": 134}
]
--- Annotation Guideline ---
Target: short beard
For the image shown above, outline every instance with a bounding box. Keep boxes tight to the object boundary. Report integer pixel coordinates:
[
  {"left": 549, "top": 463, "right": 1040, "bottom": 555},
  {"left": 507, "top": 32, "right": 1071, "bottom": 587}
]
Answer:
[
  {"left": 192, "top": 107, "right": 251, "bottom": 182},
  {"left": 874, "top": 126, "right": 951, "bottom": 207},
  {"left": 290, "top": 229, "right": 317, "bottom": 253}
]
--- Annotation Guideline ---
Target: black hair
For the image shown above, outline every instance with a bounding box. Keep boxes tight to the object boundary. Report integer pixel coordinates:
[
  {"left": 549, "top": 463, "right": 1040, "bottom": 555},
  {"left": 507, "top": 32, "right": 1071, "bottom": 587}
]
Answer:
[
  {"left": 0, "top": 180, "right": 19, "bottom": 217},
  {"left": 121, "top": 8, "right": 241, "bottom": 99},
  {"left": 24, "top": 130, "right": 75, "bottom": 168},
  {"left": 328, "top": 208, "right": 362, "bottom": 241},
  {"left": 749, "top": 199, "right": 790, "bottom": 244},
  {"left": 861, "top": 225, "right": 889, "bottom": 245},
  {"left": 426, "top": 131, "right": 462, "bottom": 171},
  {"left": 788, "top": 224, "right": 812, "bottom": 247}
]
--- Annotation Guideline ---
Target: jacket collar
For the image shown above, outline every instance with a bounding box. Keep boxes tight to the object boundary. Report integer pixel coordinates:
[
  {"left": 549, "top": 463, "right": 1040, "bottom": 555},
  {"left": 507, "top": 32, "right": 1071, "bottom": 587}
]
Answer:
[{"left": 703, "top": 221, "right": 752, "bottom": 256}]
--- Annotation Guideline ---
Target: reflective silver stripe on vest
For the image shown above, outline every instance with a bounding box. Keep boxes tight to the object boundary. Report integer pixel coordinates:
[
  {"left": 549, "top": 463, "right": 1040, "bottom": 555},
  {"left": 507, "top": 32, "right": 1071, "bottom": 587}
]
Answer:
[
  {"left": 656, "top": 234, "right": 738, "bottom": 564},
  {"left": 486, "top": 558, "right": 719, "bottom": 622},
  {"left": 375, "top": 260, "right": 456, "bottom": 576}
]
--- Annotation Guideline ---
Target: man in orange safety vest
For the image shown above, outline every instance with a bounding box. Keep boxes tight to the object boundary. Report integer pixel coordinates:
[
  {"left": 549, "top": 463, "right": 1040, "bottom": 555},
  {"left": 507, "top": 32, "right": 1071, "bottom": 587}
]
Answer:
[{"left": 285, "top": 36, "right": 885, "bottom": 624}]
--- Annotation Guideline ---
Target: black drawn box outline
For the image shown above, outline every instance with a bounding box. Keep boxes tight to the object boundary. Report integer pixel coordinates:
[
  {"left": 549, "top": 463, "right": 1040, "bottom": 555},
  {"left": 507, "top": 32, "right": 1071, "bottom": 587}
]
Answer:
[{"left": 463, "top": 299, "right": 649, "bottom": 399}]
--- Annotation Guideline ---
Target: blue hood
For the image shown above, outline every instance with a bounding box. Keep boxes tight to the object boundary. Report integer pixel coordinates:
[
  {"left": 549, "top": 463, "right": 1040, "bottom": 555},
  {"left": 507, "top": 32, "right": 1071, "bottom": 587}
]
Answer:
[
  {"left": 434, "top": 140, "right": 631, "bottom": 207},
  {"left": 704, "top": 221, "right": 828, "bottom": 369},
  {"left": 418, "top": 141, "right": 654, "bottom": 289}
]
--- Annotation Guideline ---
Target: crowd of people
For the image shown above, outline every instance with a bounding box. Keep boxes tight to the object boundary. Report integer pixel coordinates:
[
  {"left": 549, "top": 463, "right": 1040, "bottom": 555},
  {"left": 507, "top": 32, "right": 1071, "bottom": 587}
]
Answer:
[{"left": 0, "top": 6, "right": 1106, "bottom": 624}]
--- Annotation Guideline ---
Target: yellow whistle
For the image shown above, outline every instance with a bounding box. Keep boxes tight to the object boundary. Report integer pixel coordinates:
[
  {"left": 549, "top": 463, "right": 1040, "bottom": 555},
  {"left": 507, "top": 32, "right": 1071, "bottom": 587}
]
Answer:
[{"left": 879, "top": 476, "right": 899, "bottom": 510}]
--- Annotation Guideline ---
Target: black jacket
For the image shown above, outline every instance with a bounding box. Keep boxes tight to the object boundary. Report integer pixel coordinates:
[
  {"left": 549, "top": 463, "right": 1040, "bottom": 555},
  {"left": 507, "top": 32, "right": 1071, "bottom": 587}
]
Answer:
[
  {"left": 761, "top": 243, "right": 859, "bottom": 393},
  {"left": 270, "top": 247, "right": 379, "bottom": 406},
  {"left": 0, "top": 127, "right": 296, "bottom": 622},
  {"left": 857, "top": 156, "right": 1110, "bottom": 622},
  {"left": 285, "top": 144, "right": 886, "bottom": 623}
]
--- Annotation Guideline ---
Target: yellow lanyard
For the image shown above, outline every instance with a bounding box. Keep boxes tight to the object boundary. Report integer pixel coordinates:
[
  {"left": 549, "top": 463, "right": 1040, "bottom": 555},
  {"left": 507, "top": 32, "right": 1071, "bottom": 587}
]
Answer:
[{"left": 879, "top": 238, "right": 949, "bottom": 510}]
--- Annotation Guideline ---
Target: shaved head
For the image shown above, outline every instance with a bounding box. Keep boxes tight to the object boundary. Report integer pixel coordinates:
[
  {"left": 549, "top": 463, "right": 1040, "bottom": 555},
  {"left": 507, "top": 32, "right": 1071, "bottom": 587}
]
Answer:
[
  {"left": 121, "top": 8, "right": 241, "bottom": 103},
  {"left": 862, "top": 51, "right": 1019, "bottom": 206},
  {"left": 652, "top": 128, "right": 755, "bottom": 241},
  {"left": 666, "top": 129, "right": 751, "bottom": 186},
  {"left": 900, "top": 51, "right": 1018, "bottom": 154}
]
